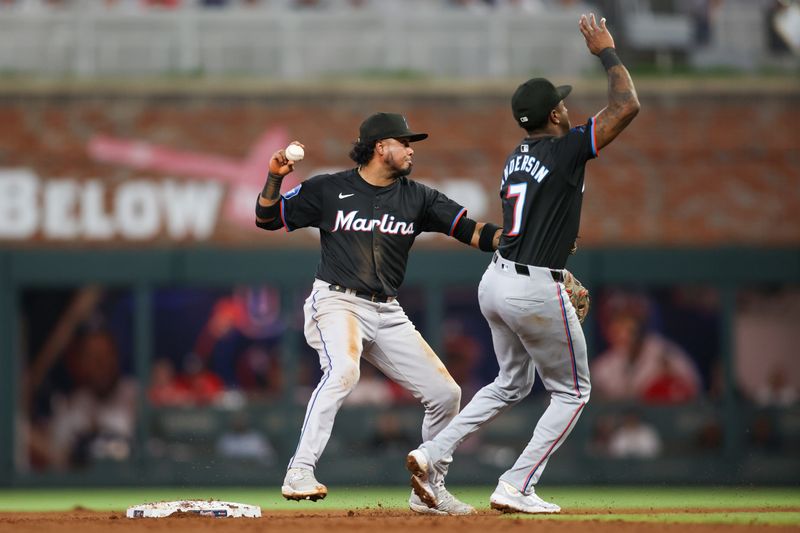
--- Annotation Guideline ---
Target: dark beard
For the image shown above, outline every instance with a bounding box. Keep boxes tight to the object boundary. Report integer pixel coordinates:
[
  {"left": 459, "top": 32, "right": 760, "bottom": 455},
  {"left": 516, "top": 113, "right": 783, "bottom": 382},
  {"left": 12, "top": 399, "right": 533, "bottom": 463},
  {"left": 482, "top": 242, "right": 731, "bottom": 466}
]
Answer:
[{"left": 392, "top": 164, "right": 413, "bottom": 179}]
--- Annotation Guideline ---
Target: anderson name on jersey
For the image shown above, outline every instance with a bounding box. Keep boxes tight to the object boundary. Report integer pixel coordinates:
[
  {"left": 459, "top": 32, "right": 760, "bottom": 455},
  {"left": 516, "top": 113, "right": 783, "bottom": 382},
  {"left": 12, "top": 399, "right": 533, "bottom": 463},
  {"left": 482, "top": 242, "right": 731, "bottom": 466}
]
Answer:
[
  {"left": 276, "top": 168, "right": 467, "bottom": 297},
  {"left": 498, "top": 117, "right": 597, "bottom": 270}
]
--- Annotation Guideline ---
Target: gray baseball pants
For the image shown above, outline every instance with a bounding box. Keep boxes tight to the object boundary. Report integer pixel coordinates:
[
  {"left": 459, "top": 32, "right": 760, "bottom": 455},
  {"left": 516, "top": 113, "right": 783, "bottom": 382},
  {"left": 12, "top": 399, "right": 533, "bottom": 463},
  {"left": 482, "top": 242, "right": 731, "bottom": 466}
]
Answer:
[
  {"left": 420, "top": 253, "right": 590, "bottom": 493},
  {"left": 288, "top": 279, "right": 461, "bottom": 473}
]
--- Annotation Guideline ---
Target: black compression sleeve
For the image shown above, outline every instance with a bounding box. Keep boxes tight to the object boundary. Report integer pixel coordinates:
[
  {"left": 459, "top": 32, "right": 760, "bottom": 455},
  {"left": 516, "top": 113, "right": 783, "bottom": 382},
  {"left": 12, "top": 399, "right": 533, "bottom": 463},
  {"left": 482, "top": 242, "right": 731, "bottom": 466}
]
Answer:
[
  {"left": 479, "top": 223, "right": 501, "bottom": 252},
  {"left": 451, "top": 216, "right": 477, "bottom": 245},
  {"left": 255, "top": 197, "right": 281, "bottom": 221}
]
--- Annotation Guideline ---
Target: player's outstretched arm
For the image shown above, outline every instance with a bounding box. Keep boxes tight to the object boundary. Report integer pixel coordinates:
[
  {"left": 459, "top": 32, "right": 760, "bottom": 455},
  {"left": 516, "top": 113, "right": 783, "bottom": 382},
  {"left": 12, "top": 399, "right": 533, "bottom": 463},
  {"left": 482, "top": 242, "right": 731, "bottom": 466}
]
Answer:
[
  {"left": 255, "top": 142, "right": 304, "bottom": 228},
  {"left": 451, "top": 216, "right": 501, "bottom": 252},
  {"left": 471, "top": 222, "right": 502, "bottom": 252},
  {"left": 579, "top": 14, "right": 640, "bottom": 151}
]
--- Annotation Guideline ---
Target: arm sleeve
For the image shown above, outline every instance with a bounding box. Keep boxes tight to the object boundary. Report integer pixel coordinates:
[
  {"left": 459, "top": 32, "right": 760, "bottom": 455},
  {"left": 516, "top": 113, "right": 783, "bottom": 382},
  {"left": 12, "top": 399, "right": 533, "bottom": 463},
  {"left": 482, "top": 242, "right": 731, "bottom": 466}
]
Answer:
[
  {"left": 418, "top": 184, "right": 468, "bottom": 236},
  {"left": 279, "top": 175, "right": 325, "bottom": 231},
  {"left": 552, "top": 116, "right": 598, "bottom": 186}
]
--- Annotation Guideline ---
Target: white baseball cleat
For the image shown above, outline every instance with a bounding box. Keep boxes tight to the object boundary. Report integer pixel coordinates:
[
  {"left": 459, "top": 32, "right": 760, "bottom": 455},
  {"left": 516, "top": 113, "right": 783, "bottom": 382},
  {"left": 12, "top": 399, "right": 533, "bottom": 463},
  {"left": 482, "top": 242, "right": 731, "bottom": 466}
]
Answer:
[
  {"left": 281, "top": 468, "right": 328, "bottom": 501},
  {"left": 406, "top": 448, "right": 475, "bottom": 515},
  {"left": 489, "top": 480, "right": 561, "bottom": 514},
  {"left": 409, "top": 484, "right": 476, "bottom": 516},
  {"left": 406, "top": 449, "right": 437, "bottom": 509}
]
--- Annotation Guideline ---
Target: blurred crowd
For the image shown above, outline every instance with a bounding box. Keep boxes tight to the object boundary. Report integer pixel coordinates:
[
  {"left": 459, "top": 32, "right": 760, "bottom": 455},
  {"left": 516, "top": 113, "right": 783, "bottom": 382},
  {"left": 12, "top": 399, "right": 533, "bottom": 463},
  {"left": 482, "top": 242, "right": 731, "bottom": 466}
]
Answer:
[
  {"left": 0, "top": 0, "right": 597, "bottom": 11},
  {"left": 20, "top": 283, "right": 800, "bottom": 471}
]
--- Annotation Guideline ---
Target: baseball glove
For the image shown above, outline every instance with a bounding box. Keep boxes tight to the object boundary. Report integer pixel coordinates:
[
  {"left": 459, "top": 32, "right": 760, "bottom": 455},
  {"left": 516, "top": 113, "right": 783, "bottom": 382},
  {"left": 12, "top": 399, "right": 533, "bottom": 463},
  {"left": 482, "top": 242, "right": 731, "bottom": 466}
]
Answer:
[{"left": 563, "top": 270, "right": 590, "bottom": 323}]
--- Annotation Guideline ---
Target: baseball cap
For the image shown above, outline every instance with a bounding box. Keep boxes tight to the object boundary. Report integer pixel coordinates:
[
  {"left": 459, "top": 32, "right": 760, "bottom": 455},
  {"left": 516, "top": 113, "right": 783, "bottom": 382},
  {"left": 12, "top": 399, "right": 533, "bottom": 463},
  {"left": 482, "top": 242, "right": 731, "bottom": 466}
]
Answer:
[
  {"left": 511, "top": 78, "right": 572, "bottom": 129},
  {"left": 358, "top": 112, "right": 428, "bottom": 143}
]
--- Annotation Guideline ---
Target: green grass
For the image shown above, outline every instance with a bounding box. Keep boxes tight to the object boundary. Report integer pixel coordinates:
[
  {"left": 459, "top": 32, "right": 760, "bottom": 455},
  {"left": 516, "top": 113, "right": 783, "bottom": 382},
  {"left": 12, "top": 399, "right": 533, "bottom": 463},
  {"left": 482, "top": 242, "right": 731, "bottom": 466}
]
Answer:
[
  {"left": 0, "top": 486, "right": 798, "bottom": 526},
  {"left": 513, "top": 512, "right": 800, "bottom": 526}
]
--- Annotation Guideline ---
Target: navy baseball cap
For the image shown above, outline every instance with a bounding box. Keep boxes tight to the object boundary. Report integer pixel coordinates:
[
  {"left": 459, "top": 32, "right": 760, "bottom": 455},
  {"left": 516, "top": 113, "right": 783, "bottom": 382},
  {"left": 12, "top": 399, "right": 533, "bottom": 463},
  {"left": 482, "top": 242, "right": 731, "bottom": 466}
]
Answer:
[
  {"left": 511, "top": 78, "right": 572, "bottom": 129},
  {"left": 358, "top": 112, "right": 428, "bottom": 143}
]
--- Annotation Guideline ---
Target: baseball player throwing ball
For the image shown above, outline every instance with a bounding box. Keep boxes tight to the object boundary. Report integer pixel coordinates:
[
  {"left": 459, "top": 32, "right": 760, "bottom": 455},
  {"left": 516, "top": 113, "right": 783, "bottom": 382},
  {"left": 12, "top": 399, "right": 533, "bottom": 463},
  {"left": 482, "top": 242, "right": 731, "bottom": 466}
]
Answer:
[
  {"left": 406, "top": 13, "right": 640, "bottom": 514},
  {"left": 255, "top": 112, "right": 501, "bottom": 515}
]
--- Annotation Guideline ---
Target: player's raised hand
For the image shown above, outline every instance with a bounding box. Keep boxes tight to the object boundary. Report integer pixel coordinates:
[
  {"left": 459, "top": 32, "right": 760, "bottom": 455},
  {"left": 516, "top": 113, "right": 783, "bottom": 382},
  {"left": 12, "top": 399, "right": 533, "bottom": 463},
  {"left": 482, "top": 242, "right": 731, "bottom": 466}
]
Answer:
[
  {"left": 579, "top": 13, "right": 615, "bottom": 55},
  {"left": 268, "top": 141, "right": 305, "bottom": 177}
]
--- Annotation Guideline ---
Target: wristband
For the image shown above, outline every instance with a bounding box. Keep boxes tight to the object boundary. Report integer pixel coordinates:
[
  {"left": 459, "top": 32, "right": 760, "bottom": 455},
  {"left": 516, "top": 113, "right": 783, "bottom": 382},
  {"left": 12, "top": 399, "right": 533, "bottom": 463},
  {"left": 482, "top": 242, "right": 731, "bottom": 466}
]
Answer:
[
  {"left": 479, "top": 223, "right": 501, "bottom": 252},
  {"left": 598, "top": 47, "right": 622, "bottom": 70}
]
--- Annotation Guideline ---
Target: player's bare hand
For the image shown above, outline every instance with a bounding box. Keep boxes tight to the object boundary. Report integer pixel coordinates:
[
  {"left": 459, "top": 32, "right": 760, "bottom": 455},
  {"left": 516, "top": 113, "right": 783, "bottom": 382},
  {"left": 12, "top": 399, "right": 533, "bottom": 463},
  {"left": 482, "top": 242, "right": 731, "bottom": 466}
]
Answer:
[
  {"left": 579, "top": 13, "right": 615, "bottom": 55},
  {"left": 268, "top": 141, "right": 305, "bottom": 176}
]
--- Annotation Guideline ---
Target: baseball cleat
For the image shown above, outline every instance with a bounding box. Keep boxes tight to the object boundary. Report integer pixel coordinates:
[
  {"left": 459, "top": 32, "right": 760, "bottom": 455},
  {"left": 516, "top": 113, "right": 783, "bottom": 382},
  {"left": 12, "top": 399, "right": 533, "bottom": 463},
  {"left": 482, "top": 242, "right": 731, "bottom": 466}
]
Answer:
[
  {"left": 409, "top": 488, "right": 475, "bottom": 516},
  {"left": 489, "top": 480, "right": 560, "bottom": 514},
  {"left": 281, "top": 468, "right": 328, "bottom": 502},
  {"left": 406, "top": 449, "right": 437, "bottom": 508}
]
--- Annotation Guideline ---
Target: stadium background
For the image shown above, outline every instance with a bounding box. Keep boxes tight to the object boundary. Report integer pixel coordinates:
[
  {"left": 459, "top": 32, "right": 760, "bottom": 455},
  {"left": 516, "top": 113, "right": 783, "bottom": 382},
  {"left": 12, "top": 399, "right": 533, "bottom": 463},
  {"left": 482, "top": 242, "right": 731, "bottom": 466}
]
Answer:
[{"left": 0, "top": 0, "right": 798, "bottom": 496}]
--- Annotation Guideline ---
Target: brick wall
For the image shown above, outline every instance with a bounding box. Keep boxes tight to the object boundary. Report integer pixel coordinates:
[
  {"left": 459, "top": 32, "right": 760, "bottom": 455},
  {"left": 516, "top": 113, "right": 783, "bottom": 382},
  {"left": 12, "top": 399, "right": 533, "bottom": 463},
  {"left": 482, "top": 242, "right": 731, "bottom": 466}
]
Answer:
[{"left": 0, "top": 89, "right": 797, "bottom": 247}]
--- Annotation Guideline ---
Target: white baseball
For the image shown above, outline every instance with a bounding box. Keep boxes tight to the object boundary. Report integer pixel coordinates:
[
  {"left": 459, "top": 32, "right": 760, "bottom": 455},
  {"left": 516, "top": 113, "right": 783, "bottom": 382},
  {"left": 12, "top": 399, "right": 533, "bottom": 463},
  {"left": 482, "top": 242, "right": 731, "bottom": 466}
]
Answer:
[{"left": 285, "top": 144, "right": 305, "bottom": 162}]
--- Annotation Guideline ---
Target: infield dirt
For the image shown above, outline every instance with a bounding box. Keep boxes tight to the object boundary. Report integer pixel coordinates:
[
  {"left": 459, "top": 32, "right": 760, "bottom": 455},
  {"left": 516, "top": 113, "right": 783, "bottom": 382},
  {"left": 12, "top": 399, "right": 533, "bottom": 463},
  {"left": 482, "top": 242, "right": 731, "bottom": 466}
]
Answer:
[{"left": 1, "top": 509, "right": 799, "bottom": 533}]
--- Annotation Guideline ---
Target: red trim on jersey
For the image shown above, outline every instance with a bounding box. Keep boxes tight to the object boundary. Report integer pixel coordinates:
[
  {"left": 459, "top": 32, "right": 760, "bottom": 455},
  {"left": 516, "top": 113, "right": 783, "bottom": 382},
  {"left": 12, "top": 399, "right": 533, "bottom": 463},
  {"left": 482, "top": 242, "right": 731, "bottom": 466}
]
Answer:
[
  {"left": 557, "top": 284, "right": 581, "bottom": 397},
  {"left": 522, "top": 401, "right": 586, "bottom": 492},
  {"left": 449, "top": 207, "right": 467, "bottom": 236}
]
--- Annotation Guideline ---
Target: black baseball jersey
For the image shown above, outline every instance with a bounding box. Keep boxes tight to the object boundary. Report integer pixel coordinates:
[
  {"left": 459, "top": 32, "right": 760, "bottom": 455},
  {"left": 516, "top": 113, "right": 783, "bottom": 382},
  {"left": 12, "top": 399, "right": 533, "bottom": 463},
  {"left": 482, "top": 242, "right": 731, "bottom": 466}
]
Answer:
[
  {"left": 278, "top": 168, "right": 467, "bottom": 297},
  {"left": 497, "top": 117, "right": 597, "bottom": 269}
]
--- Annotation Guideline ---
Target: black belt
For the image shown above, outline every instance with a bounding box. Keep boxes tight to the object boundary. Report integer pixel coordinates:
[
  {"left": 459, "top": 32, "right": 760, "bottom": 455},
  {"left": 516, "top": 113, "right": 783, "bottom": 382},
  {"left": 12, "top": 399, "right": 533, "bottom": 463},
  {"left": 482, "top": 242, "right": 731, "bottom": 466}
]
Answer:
[
  {"left": 492, "top": 254, "right": 564, "bottom": 282},
  {"left": 328, "top": 284, "right": 393, "bottom": 303}
]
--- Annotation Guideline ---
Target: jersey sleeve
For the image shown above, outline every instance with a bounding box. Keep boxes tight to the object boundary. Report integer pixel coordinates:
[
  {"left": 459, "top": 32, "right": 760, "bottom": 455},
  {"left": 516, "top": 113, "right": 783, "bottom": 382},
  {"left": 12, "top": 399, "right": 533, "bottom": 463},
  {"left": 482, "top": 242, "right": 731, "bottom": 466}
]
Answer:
[
  {"left": 418, "top": 183, "right": 468, "bottom": 236},
  {"left": 552, "top": 116, "right": 598, "bottom": 186},
  {"left": 279, "top": 174, "right": 325, "bottom": 231}
]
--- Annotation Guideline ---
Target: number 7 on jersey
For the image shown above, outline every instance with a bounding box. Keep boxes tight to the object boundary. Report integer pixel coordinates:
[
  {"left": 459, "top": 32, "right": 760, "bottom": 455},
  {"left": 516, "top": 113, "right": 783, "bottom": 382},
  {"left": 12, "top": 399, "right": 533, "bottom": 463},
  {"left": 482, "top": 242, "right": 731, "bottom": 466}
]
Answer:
[{"left": 506, "top": 183, "right": 527, "bottom": 236}]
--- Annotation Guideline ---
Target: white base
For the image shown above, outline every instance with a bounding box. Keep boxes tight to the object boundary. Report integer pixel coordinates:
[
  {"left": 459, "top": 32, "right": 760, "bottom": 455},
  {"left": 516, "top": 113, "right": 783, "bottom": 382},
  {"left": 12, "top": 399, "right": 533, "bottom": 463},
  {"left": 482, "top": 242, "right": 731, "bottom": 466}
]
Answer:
[{"left": 126, "top": 500, "right": 261, "bottom": 518}]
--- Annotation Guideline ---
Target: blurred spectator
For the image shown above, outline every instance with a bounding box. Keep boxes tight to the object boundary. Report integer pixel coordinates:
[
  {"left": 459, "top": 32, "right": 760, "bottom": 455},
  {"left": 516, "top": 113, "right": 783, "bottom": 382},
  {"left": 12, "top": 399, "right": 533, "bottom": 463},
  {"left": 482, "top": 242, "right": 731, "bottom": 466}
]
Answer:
[
  {"left": 45, "top": 327, "right": 137, "bottom": 469},
  {"left": 216, "top": 411, "right": 276, "bottom": 464},
  {"left": 607, "top": 410, "right": 662, "bottom": 459},
  {"left": 234, "top": 345, "right": 283, "bottom": 400},
  {"left": 148, "top": 358, "right": 191, "bottom": 406},
  {"left": 144, "top": 0, "right": 181, "bottom": 7},
  {"left": 149, "top": 354, "right": 224, "bottom": 406},
  {"left": 343, "top": 362, "right": 393, "bottom": 406},
  {"left": 181, "top": 353, "right": 226, "bottom": 404},
  {"left": 748, "top": 413, "right": 781, "bottom": 452},
  {"left": 591, "top": 291, "right": 702, "bottom": 402},
  {"left": 694, "top": 417, "right": 723, "bottom": 452},
  {"left": 735, "top": 287, "right": 800, "bottom": 407},
  {"left": 684, "top": 0, "right": 721, "bottom": 47},
  {"left": 642, "top": 355, "right": 698, "bottom": 404},
  {"left": 193, "top": 285, "right": 285, "bottom": 397},
  {"left": 292, "top": 358, "right": 319, "bottom": 406},
  {"left": 442, "top": 321, "right": 484, "bottom": 405},
  {"left": 586, "top": 415, "right": 615, "bottom": 457},
  {"left": 369, "top": 412, "right": 416, "bottom": 453},
  {"left": 754, "top": 365, "right": 798, "bottom": 407}
]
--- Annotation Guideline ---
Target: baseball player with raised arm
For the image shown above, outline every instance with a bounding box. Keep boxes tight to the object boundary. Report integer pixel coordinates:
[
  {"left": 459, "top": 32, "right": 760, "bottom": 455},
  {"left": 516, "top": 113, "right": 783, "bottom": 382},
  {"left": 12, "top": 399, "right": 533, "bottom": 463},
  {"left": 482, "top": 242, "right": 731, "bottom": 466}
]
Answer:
[
  {"left": 406, "top": 13, "right": 640, "bottom": 514},
  {"left": 255, "top": 112, "right": 501, "bottom": 515}
]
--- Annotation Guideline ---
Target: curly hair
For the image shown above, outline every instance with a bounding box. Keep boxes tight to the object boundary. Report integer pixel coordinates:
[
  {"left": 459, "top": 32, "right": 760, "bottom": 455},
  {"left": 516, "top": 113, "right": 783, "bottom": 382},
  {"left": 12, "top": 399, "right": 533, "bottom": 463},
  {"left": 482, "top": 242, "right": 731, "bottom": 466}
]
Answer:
[{"left": 348, "top": 139, "right": 377, "bottom": 166}]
